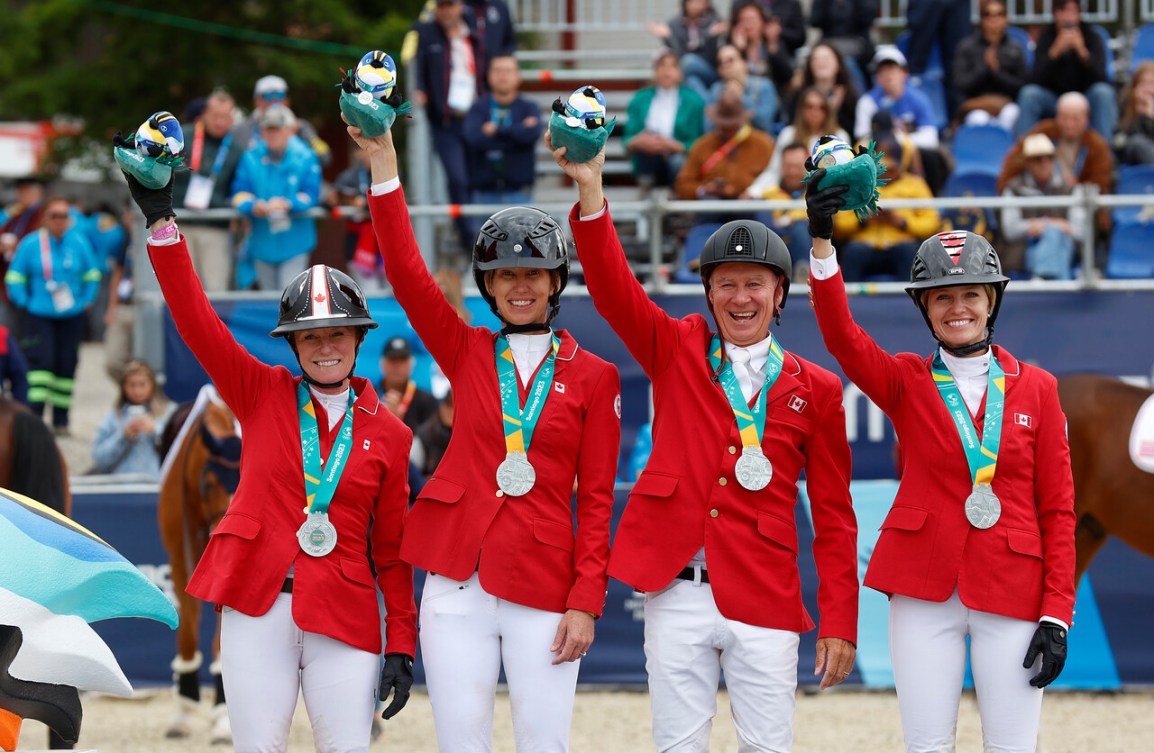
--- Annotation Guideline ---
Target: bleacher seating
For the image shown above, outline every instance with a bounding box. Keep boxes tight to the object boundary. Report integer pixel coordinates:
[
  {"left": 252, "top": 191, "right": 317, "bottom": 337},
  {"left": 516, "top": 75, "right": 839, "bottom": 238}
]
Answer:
[
  {"left": 1093, "top": 24, "right": 1117, "bottom": 82},
  {"left": 950, "top": 123, "right": 1016, "bottom": 178},
  {"left": 674, "top": 222, "right": 723, "bottom": 284},
  {"left": 1132, "top": 23, "right": 1154, "bottom": 71},
  {"left": 943, "top": 171, "right": 999, "bottom": 198},
  {"left": 1005, "top": 25, "right": 1036, "bottom": 69},
  {"left": 1113, "top": 164, "right": 1154, "bottom": 224},
  {"left": 1106, "top": 220, "right": 1154, "bottom": 278}
]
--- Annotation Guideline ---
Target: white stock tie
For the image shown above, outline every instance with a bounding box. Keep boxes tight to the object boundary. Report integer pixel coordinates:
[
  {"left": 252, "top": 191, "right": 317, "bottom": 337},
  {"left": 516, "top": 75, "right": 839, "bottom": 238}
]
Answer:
[{"left": 730, "top": 348, "right": 755, "bottom": 403}]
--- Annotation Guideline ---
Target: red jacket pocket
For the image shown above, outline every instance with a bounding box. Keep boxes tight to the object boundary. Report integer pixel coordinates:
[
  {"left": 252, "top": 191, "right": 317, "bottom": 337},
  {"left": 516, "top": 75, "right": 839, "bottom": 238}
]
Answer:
[
  {"left": 533, "top": 517, "right": 575, "bottom": 553},
  {"left": 212, "top": 513, "right": 261, "bottom": 540},
  {"left": 879, "top": 506, "right": 928, "bottom": 532},
  {"left": 339, "top": 557, "right": 377, "bottom": 587},
  {"left": 757, "top": 512, "right": 799, "bottom": 554},
  {"left": 1006, "top": 528, "right": 1043, "bottom": 559},
  {"left": 631, "top": 471, "right": 679, "bottom": 498},
  {"left": 417, "top": 477, "right": 466, "bottom": 504}
]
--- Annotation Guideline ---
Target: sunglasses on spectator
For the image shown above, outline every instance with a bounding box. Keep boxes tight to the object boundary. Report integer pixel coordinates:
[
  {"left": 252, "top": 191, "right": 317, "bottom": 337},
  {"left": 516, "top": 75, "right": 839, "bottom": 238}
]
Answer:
[
  {"left": 261, "top": 91, "right": 287, "bottom": 101},
  {"left": 45, "top": 212, "right": 70, "bottom": 220}
]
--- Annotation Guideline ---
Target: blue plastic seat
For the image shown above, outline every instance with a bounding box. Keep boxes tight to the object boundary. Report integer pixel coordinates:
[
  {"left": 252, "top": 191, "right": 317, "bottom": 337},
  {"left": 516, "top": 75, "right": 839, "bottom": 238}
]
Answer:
[
  {"left": 895, "top": 31, "right": 942, "bottom": 77},
  {"left": 1132, "top": 23, "right": 1154, "bottom": 72},
  {"left": 1005, "top": 25, "right": 1035, "bottom": 70},
  {"left": 1112, "top": 164, "right": 1154, "bottom": 225},
  {"left": 943, "top": 170, "right": 998, "bottom": 199},
  {"left": 909, "top": 75, "right": 949, "bottom": 132},
  {"left": 1092, "top": 24, "right": 1116, "bottom": 82},
  {"left": 675, "top": 222, "right": 724, "bottom": 284},
  {"left": 1106, "top": 221, "right": 1154, "bottom": 279},
  {"left": 950, "top": 123, "right": 1016, "bottom": 178}
]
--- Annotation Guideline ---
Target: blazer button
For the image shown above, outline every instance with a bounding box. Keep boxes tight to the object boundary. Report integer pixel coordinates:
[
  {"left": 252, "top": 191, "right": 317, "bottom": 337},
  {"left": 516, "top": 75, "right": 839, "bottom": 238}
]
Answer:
[
  {"left": 728, "top": 446, "right": 737, "bottom": 454},
  {"left": 496, "top": 490, "right": 505, "bottom": 498},
  {"left": 710, "top": 509, "right": 719, "bottom": 518},
  {"left": 718, "top": 477, "right": 727, "bottom": 486}
]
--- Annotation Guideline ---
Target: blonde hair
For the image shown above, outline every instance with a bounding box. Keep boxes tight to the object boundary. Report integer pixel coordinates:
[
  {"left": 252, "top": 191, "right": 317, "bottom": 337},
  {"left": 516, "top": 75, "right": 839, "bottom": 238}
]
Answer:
[{"left": 118, "top": 359, "right": 171, "bottom": 418}]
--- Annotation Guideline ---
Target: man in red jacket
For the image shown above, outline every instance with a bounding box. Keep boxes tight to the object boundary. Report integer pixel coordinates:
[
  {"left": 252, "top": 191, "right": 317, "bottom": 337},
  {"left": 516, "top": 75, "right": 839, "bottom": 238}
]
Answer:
[{"left": 551, "top": 134, "right": 858, "bottom": 752}]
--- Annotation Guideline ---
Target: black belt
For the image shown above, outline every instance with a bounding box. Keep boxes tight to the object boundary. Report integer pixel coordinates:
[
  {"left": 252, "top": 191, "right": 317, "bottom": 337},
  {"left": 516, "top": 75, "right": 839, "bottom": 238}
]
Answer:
[
  {"left": 280, "top": 578, "right": 294, "bottom": 594},
  {"left": 676, "top": 567, "right": 709, "bottom": 584}
]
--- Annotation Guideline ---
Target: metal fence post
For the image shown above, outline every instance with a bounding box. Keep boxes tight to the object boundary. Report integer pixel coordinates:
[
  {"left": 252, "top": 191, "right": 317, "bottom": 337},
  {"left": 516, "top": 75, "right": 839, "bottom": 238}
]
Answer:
[
  {"left": 1082, "top": 183, "right": 1101, "bottom": 286},
  {"left": 405, "top": 64, "right": 437, "bottom": 268}
]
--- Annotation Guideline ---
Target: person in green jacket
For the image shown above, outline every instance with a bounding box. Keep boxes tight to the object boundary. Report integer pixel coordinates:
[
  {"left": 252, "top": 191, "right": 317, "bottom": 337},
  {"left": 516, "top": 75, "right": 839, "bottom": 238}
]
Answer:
[{"left": 623, "top": 49, "right": 707, "bottom": 193}]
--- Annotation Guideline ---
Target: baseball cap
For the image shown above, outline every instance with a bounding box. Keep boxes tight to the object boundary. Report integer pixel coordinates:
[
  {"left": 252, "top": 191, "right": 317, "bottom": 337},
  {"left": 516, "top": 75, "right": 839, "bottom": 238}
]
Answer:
[
  {"left": 1022, "top": 133, "right": 1056, "bottom": 158},
  {"left": 871, "top": 45, "right": 908, "bottom": 71},
  {"left": 254, "top": 75, "right": 289, "bottom": 98},
  {"left": 259, "top": 105, "right": 297, "bottom": 129},
  {"left": 382, "top": 336, "right": 412, "bottom": 359}
]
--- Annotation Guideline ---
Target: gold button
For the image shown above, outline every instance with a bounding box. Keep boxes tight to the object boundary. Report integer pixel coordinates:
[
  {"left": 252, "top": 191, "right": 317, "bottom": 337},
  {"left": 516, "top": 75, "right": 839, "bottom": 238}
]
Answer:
[
  {"left": 496, "top": 490, "right": 505, "bottom": 498},
  {"left": 710, "top": 509, "right": 719, "bottom": 518},
  {"left": 718, "top": 477, "right": 727, "bottom": 486},
  {"left": 728, "top": 446, "right": 737, "bottom": 454}
]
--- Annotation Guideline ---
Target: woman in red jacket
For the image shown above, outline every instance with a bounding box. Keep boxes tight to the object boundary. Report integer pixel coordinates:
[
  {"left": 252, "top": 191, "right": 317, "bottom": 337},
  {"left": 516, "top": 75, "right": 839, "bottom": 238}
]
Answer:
[
  {"left": 355, "top": 126, "right": 620, "bottom": 752},
  {"left": 805, "top": 172, "right": 1076, "bottom": 752},
  {"left": 121, "top": 170, "right": 417, "bottom": 753}
]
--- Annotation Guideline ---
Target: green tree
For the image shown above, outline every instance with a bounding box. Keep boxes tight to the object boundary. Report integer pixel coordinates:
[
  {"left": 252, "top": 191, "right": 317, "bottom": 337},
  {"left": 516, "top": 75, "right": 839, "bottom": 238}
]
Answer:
[{"left": 0, "top": 0, "right": 424, "bottom": 176}]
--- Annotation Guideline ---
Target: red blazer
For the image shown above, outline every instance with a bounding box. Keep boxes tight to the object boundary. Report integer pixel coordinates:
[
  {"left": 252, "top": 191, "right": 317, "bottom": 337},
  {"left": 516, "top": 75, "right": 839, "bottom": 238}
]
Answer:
[
  {"left": 570, "top": 206, "right": 858, "bottom": 641},
  {"left": 811, "top": 268, "right": 1076, "bottom": 624},
  {"left": 369, "top": 189, "right": 620, "bottom": 617},
  {"left": 149, "top": 238, "right": 417, "bottom": 656}
]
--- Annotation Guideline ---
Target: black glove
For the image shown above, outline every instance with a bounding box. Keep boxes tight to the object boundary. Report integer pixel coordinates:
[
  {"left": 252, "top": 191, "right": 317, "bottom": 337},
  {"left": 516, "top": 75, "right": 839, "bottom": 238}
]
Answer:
[
  {"left": 116, "top": 141, "right": 176, "bottom": 228},
  {"left": 378, "top": 653, "right": 414, "bottom": 720},
  {"left": 1023, "top": 621, "right": 1067, "bottom": 688},
  {"left": 804, "top": 167, "right": 849, "bottom": 240}
]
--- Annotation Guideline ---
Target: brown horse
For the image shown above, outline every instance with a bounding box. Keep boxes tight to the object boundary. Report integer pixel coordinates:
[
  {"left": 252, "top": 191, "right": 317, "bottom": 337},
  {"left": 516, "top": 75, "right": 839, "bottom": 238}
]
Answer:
[
  {"left": 1058, "top": 373, "right": 1154, "bottom": 584},
  {"left": 156, "top": 389, "right": 240, "bottom": 743},
  {"left": 0, "top": 397, "right": 70, "bottom": 517}
]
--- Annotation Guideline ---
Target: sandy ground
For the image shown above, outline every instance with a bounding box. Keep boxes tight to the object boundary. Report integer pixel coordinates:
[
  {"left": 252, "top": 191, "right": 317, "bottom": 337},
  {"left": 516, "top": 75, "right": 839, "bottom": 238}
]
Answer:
[
  {"left": 15, "top": 686, "right": 1154, "bottom": 752},
  {"left": 19, "top": 345, "right": 1154, "bottom": 751}
]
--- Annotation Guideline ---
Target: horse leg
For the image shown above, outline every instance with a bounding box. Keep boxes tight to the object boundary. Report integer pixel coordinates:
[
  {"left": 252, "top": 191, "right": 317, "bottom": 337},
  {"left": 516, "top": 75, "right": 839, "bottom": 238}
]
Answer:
[
  {"left": 1074, "top": 513, "right": 1109, "bottom": 588},
  {"left": 209, "top": 618, "right": 231, "bottom": 746},
  {"left": 165, "top": 591, "right": 204, "bottom": 739}
]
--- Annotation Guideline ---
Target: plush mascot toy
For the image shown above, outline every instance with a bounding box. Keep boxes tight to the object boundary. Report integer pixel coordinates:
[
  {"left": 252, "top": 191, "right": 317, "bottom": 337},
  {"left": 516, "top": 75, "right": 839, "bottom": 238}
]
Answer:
[
  {"left": 803, "top": 135, "right": 888, "bottom": 221},
  {"left": 112, "top": 111, "right": 185, "bottom": 189},
  {"left": 339, "top": 50, "right": 411, "bottom": 137},
  {"left": 549, "top": 85, "right": 616, "bottom": 163}
]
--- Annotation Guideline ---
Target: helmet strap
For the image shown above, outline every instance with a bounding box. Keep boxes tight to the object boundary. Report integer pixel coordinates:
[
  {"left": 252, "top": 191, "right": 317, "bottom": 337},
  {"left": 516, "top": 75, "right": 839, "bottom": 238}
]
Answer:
[
  {"left": 937, "top": 327, "right": 994, "bottom": 358},
  {"left": 287, "top": 330, "right": 364, "bottom": 390},
  {"left": 501, "top": 321, "right": 552, "bottom": 335}
]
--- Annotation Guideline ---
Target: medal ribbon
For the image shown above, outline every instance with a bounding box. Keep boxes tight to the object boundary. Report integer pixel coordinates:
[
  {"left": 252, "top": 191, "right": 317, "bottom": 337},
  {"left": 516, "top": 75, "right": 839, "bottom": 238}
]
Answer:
[
  {"left": 297, "top": 381, "right": 356, "bottom": 515},
  {"left": 708, "top": 334, "right": 784, "bottom": 449},
  {"left": 930, "top": 349, "right": 1005, "bottom": 487},
  {"left": 496, "top": 334, "right": 560, "bottom": 455}
]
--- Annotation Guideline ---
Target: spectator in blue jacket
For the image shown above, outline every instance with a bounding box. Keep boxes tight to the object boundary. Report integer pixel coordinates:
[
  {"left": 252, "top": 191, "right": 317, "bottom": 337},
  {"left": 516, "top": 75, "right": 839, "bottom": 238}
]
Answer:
[
  {"left": 463, "top": 55, "right": 542, "bottom": 205},
  {"left": 0, "top": 324, "right": 29, "bottom": 405},
  {"left": 3, "top": 196, "right": 101, "bottom": 435},
  {"left": 231, "top": 106, "right": 321, "bottom": 292},
  {"left": 91, "top": 359, "right": 176, "bottom": 477}
]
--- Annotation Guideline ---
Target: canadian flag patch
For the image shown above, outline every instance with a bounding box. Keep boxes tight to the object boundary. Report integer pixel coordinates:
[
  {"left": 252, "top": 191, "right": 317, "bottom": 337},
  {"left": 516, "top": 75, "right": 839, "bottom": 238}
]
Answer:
[
  {"left": 363, "top": 439, "right": 371, "bottom": 450},
  {"left": 554, "top": 382, "right": 566, "bottom": 394},
  {"left": 788, "top": 395, "right": 808, "bottom": 413},
  {"left": 1014, "top": 413, "right": 1032, "bottom": 428}
]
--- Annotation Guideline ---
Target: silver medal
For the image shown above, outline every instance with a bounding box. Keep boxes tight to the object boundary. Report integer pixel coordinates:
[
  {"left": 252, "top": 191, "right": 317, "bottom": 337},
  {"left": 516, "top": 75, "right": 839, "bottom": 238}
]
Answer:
[
  {"left": 734, "top": 446, "right": 773, "bottom": 491},
  {"left": 496, "top": 451, "right": 536, "bottom": 496},
  {"left": 297, "top": 511, "right": 338, "bottom": 557},
  {"left": 964, "top": 483, "right": 1001, "bottom": 529}
]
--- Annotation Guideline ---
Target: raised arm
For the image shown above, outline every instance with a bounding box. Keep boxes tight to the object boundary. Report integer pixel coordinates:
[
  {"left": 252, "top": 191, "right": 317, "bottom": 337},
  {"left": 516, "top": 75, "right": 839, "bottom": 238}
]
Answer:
[
  {"left": 351, "top": 124, "right": 474, "bottom": 379},
  {"left": 549, "top": 134, "right": 684, "bottom": 377}
]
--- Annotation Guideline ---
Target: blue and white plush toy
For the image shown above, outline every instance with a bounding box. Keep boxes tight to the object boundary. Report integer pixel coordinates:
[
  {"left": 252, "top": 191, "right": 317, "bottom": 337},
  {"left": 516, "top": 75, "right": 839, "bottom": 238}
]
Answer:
[
  {"left": 339, "top": 50, "right": 412, "bottom": 138},
  {"left": 549, "top": 85, "right": 616, "bottom": 164},
  {"left": 113, "top": 111, "right": 186, "bottom": 189}
]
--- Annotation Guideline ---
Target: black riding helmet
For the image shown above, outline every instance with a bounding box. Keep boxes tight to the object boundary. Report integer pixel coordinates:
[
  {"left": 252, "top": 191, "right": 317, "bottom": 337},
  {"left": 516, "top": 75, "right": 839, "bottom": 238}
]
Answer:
[
  {"left": 906, "top": 230, "right": 1010, "bottom": 356},
  {"left": 271, "top": 265, "right": 378, "bottom": 388},
  {"left": 473, "top": 206, "right": 569, "bottom": 333},
  {"left": 698, "top": 219, "right": 792, "bottom": 323}
]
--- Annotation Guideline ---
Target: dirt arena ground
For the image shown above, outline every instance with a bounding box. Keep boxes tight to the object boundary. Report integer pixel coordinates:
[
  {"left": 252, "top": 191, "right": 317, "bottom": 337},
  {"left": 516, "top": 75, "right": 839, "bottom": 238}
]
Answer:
[
  {"left": 22, "top": 345, "right": 1153, "bottom": 751},
  {"left": 15, "top": 686, "right": 1154, "bottom": 752}
]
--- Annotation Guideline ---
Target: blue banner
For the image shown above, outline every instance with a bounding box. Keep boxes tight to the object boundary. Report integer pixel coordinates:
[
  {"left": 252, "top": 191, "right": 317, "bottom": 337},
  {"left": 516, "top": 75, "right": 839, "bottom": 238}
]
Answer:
[
  {"left": 164, "top": 289, "right": 1154, "bottom": 480},
  {"left": 71, "top": 482, "right": 1152, "bottom": 689}
]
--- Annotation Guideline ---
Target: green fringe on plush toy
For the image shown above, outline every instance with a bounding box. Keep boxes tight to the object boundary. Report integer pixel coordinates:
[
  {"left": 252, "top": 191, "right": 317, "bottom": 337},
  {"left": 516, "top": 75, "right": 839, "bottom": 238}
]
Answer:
[
  {"left": 548, "top": 111, "right": 616, "bottom": 164},
  {"left": 339, "top": 90, "right": 412, "bottom": 138},
  {"left": 803, "top": 140, "right": 889, "bottom": 221},
  {"left": 113, "top": 147, "right": 183, "bottom": 190}
]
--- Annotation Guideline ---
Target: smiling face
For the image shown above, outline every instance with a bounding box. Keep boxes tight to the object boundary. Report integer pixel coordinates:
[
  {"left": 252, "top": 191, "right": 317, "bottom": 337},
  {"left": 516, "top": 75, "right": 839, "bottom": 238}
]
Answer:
[
  {"left": 485, "top": 268, "right": 559, "bottom": 328},
  {"left": 123, "top": 371, "right": 155, "bottom": 405},
  {"left": 294, "top": 326, "right": 359, "bottom": 392},
  {"left": 707, "top": 262, "right": 783, "bottom": 346},
  {"left": 922, "top": 285, "right": 994, "bottom": 352}
]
